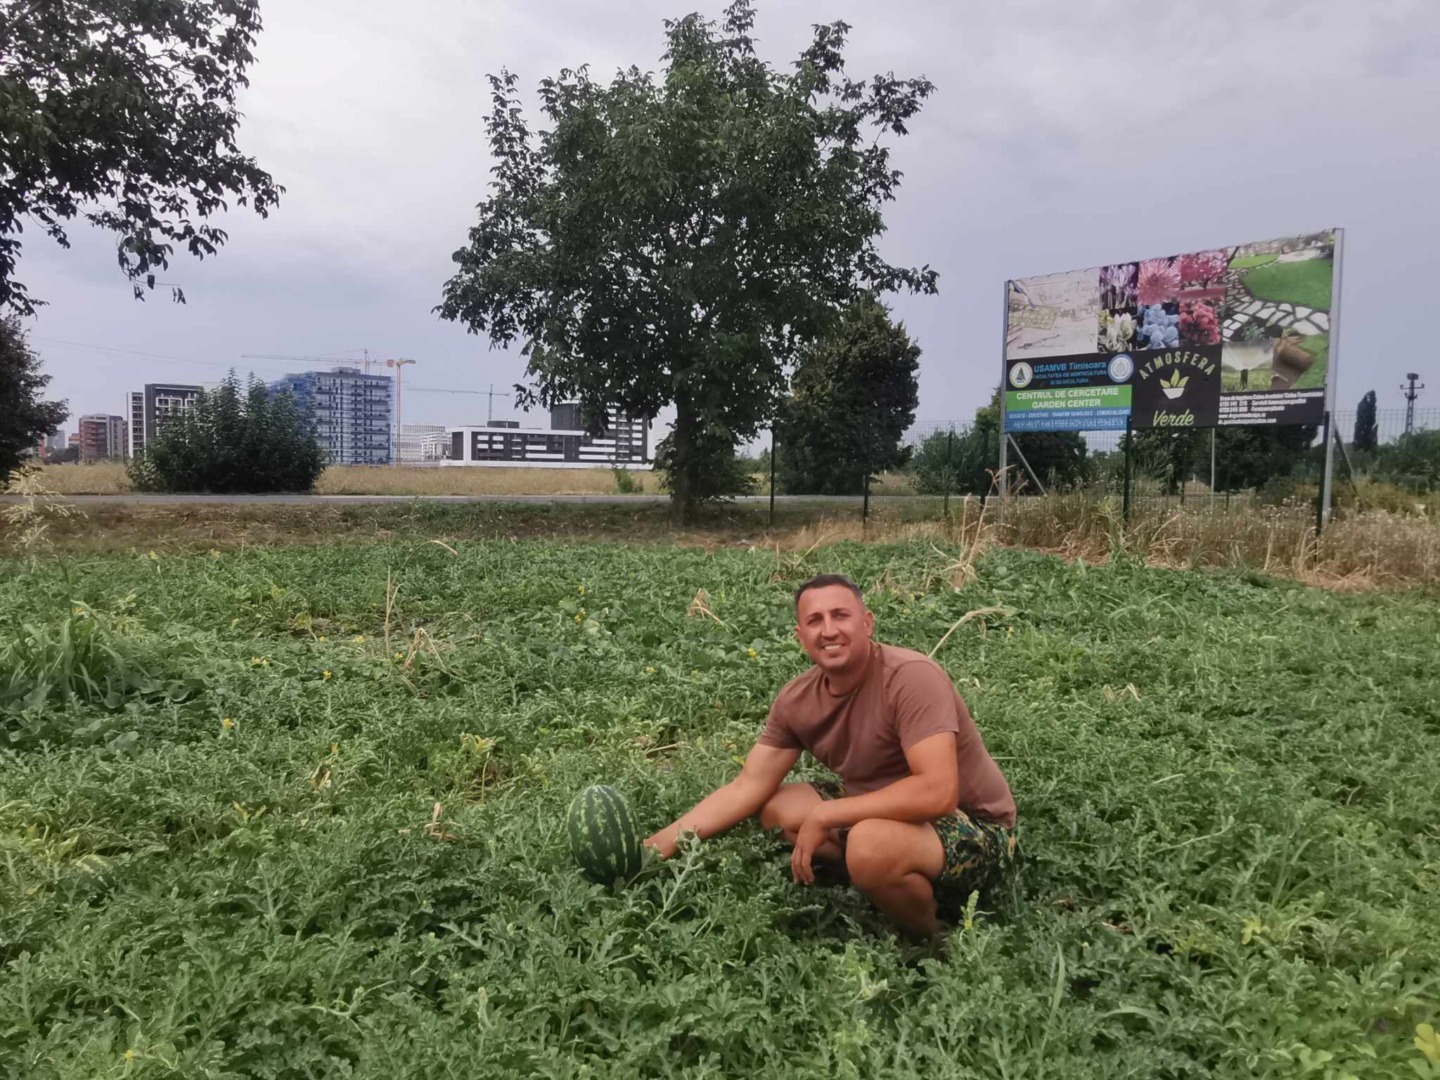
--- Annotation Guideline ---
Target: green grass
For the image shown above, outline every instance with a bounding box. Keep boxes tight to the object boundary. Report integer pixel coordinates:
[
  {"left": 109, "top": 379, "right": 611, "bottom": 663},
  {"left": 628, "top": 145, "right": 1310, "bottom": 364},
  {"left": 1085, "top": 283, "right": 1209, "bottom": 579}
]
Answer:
[
  {"left": 1229, "top": 252, "right": 1278, "bottom": 270},
  {"left": 2, "top": 541, "right": 1438, "bottom": 1078},
  {"left": 1242, "top": 257, "right": 1334, "bottom": 312}
]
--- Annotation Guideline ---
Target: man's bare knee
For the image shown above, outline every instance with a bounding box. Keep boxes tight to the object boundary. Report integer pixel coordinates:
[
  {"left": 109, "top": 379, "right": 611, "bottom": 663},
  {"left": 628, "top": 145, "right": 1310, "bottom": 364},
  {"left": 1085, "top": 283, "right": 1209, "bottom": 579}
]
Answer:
[{"left": 845, "top": 819, "right": 903, "bottom": 887}]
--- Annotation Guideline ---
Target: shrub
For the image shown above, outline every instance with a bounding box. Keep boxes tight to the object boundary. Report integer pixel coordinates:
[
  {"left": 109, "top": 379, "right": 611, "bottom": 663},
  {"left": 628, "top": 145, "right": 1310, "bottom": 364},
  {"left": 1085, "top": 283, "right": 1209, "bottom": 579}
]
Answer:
[
  {"left": 129, "top": 371, "right": 327, "bottom": 493},
  {"left": 612, "top": 466, "right": 643, "bottom": 494},
  {"left": 1375, "top": 430, "right": 1440, "bottom": 493}
]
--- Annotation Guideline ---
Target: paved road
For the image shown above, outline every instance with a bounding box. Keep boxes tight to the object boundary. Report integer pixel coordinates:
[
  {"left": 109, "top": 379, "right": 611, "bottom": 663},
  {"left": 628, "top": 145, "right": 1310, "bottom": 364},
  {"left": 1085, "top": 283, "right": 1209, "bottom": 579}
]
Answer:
[{"left": 0, "top": 493, "right": 889, "bottom": 506}]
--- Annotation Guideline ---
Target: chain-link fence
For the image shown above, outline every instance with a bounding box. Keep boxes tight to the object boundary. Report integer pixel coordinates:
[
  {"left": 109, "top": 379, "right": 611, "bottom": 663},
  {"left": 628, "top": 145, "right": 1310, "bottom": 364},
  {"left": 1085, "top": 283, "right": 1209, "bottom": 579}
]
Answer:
[{"left": 768, "top": 406, "right": 1439, "bottom": 527}]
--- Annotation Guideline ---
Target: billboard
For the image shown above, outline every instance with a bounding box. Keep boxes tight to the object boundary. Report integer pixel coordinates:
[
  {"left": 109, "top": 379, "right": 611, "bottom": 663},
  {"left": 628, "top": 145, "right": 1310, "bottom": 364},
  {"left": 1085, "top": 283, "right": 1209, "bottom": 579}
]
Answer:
[{"left": 1003, "top": 230, "right": 1339, "bottom": 432}]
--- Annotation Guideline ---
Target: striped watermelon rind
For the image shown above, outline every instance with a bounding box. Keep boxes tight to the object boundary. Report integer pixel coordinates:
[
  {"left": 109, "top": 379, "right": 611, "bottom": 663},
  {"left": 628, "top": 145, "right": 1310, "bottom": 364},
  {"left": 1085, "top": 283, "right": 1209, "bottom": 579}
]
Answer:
[{"left": 568, "top": 784, "right": 642, "bottom": 885}]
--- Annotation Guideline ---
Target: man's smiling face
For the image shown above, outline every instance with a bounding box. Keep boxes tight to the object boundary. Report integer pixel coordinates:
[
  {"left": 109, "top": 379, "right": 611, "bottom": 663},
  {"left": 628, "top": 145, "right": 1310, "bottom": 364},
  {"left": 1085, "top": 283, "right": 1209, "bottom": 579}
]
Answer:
[{"left": 795, "top": 583, "right": 875, "bottom": 679}]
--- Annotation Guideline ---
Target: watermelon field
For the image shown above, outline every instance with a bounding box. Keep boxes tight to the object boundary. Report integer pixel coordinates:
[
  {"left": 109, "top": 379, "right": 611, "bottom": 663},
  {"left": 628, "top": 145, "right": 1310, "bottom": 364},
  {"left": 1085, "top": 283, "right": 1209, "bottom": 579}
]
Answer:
[{"left": 2, "top": 536, "right": 1438, "bottom": 1078}]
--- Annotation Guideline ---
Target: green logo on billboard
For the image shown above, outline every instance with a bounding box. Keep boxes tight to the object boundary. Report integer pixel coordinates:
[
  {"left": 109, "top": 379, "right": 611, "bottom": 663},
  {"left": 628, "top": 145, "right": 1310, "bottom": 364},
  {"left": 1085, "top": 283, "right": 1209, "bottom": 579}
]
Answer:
[{"left": 1160, "top": 368, "right": 1189, "bottom": 399}]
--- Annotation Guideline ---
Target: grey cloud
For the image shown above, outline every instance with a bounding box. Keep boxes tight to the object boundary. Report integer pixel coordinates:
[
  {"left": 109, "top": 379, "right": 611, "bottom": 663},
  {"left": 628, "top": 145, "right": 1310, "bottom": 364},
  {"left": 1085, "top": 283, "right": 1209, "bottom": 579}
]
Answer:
[{"left": 23, "top": 0, "right": 1440, "bottom": 438}]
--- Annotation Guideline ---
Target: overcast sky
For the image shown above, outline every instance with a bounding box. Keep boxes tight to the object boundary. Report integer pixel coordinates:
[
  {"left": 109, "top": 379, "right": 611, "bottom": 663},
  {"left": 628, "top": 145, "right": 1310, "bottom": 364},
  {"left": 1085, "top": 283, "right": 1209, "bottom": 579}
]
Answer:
[{"left": 21, "top": 0, "right": 1440, "bottom": 440}]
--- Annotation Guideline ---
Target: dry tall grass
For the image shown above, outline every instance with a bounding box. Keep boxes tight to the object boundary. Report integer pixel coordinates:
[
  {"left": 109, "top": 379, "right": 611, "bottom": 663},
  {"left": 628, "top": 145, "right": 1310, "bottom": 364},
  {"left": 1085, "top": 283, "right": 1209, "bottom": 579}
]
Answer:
[
  {"left": 36, "top": 462, "right": 131, "bottom": 494},
  {"left": 772, "top": 493, "right": 1440, "bottom": 589},
  {"left": 35, "top": 462, "right": 660, "bottom": 496},
  {"left": 15, "top": 467, "right": 1440, "bottom": 587},
  {"left": 315, "top": 465, "right": 659, "bottom": 496}
]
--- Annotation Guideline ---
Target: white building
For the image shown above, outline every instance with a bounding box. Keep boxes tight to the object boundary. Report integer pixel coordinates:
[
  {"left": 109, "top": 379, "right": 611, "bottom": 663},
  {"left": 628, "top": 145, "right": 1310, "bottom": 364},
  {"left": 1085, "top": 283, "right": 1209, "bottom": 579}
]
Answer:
[
  {"left": 444, "top": 405, "right": 649, "bottom": 467},
  {"left": 398, "top": 423, "right": 448, "bottom": 464}
]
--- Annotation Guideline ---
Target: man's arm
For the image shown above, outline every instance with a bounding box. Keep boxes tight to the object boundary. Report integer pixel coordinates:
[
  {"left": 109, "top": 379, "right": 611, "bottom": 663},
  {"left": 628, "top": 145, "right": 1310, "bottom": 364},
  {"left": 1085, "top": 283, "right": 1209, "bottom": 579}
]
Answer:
[
  {"left": 644, "top": 742, "right": 800, "bottom": 858},
  {"left": 791, "top": 732, "right": 958, "bottom": 884}
]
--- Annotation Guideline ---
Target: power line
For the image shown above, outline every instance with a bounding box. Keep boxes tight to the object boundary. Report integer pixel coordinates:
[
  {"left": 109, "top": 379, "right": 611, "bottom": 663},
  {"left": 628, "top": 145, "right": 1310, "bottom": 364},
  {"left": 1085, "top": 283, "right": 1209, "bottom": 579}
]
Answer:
[
  {"left": 32, "top": 336, "right": 268, "bottom": 373},
  {"left": 34, "top": 336, "right": 522, "bottom": 403}
]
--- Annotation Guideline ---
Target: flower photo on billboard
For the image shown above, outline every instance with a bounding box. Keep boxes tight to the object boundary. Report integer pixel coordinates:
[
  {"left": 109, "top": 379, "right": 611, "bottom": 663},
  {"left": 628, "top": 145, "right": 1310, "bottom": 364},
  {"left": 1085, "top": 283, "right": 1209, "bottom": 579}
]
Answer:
[
  {"left": 1136, "top": 303, "right": 1179, "bottom": 350},
  {"left": 1179, "top": 299, "right": 1221, "bottom": 347},
  {"left": 1178, "top": 249, "right": 1229, "bottom": 303},
  {"left": 1137, "top": 257, "right": 1180, "bottom": 307}
]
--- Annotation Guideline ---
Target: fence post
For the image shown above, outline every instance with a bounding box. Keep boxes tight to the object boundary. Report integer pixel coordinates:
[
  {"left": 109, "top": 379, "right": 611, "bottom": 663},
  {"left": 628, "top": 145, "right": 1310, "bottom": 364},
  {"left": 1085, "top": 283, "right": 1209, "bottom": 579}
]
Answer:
[
  {"left": 768, "top": 429, "right": 776, "bottom": 527},
  {"left": 1122, "top": 418, "right": 1133, "bottom": 525},
  {"left": 943, "top": 427, "right": 954, "bottom": 520}
]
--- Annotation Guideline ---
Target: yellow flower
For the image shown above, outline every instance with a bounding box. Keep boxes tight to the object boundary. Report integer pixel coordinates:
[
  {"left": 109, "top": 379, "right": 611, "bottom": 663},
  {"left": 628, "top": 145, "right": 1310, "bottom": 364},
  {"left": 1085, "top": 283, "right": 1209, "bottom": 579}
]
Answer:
[
  {"left": 221, "top": 717, "right": 235, "bottom": 730},
  {"left": 393, "top": 651, "right": 405, "bottom": 661},
  {"left": 124, "top": 1048, "right": 136, "bottom": 1062},
  {"left": 574, "top": 614, "right": 583, "bottom": 623},
  {"left": 261, "top": 657, "right": 270, "bottom": 667},
  {"left": 351, "top": 635, "right": 365, "bottom": 644},
  {"left": 251, "top": 657, "right": 263, "bottom": 667},
  {"left": 317, "top": 635, "right": 326, "bottom": 642},
  {"left": 577, "top": 585, "right": 585, "bottom": 596},
  {"left": 209, "top": 548, "right": 221, "bottom": 557},
  {"left": 645, "top": 666, "right": 656, "bottom": 674},
  {"left": 147, "top": 550, "right": 158, "bottom": 561},
  {"left": 322, "top": 670, "right": 332, "bottom": 681},
  {"left": 746, "top": 647, "right": 758, "bottom": 660}
]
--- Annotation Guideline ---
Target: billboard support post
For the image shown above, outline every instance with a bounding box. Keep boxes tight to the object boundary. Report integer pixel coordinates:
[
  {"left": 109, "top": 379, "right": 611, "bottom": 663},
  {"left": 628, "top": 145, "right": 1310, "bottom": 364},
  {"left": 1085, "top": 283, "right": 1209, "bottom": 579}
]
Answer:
[
  {"left": 1122, "top": 417, "right": 1133, "bottom": 525},
  {"left": 998, "top": 280, "right": 1010, "bottom": 522},
  {"left": 1316, "top": 411, "right": 1331, "bottom": 537},
  {"left": 1210, "top": 428, "right": 1217, "bottom": 498},
  {"left": 1007, "top": 433, "right": 1047, "bottom": 496},
  {"left": 1321, "top": 228, "right": 1346, "bottom": 527}
]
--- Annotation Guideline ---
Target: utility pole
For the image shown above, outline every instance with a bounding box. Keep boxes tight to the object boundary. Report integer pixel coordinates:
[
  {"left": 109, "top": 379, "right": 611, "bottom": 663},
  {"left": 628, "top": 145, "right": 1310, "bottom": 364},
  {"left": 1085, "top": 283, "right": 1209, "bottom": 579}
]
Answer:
[
  {"left": 1402, "top": 373, "right": 1425, "bottom": 435},
  {"left": 386, "top": 358, "right": 416, "bottom": 465}
]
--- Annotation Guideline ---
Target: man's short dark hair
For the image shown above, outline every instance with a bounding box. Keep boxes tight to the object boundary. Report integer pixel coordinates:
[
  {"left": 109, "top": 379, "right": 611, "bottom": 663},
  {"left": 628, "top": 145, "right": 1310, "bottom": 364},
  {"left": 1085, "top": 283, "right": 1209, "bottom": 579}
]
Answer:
[{"left": 793, "top": 574, "right": 865, "bottom": 612}]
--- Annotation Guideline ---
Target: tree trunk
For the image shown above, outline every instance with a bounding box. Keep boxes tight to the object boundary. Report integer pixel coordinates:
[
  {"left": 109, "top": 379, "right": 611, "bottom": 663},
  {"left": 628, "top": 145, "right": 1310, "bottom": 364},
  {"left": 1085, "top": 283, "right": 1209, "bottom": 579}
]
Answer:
[{"left": 668, "top": 403, "right": 695, "bottom": 525}]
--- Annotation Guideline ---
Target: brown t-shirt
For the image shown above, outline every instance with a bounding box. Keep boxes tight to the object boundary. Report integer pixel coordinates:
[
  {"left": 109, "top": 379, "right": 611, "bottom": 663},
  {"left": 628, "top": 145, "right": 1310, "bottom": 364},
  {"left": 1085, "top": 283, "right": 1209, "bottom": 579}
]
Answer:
[{"left": 757, "top": 642, "right": 1016, "bottom": 828}]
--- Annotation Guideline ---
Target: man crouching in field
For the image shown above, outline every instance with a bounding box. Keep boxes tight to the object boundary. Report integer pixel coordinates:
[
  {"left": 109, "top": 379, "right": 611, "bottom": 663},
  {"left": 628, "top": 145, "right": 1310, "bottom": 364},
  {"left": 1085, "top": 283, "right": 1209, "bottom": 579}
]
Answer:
[{"left": 645, "top": 574, "right": 1018, "bottom": 939}]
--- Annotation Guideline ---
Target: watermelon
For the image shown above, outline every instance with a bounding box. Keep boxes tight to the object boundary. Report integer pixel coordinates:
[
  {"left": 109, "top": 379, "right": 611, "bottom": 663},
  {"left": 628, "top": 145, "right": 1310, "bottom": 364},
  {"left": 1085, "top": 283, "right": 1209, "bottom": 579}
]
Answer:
[{"left": 568, "top": 784, "right": 642, "bottom": 885}]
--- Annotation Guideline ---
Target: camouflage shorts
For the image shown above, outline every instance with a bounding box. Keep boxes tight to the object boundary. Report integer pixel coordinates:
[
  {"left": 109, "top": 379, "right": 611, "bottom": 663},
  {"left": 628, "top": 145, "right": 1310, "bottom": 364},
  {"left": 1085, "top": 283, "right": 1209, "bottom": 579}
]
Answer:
[{"left": 811, "top": 780, "right": 1022, "bottom": 916}]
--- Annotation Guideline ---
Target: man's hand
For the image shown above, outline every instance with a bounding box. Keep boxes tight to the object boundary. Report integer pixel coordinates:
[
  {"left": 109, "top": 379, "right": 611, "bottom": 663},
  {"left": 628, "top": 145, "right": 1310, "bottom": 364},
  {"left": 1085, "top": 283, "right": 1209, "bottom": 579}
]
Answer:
[
  {"left": 643, "top": 829, "right": 679, "bottom": 859},
  {"left": 790, "top": 808, "right": 833, "bottom": 886}
]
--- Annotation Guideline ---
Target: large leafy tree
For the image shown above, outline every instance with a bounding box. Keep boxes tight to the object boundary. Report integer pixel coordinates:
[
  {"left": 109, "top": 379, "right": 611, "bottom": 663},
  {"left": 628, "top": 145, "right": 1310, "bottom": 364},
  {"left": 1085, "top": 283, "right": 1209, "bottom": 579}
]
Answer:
[
  {"left": 777, "top": 297, "right": 919, "bottom": 495},
  {"left": 129, "top": 371, "right": 325, "bottom": 493},
  {"left": 0, "top": 317, "right": 67, "bottom": 481},
  {"left": 0, "top": 0, "right": 282, "bottom": 315},
  {"left": 437, "top": 1, "right": 936, "bottom": 521}
]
